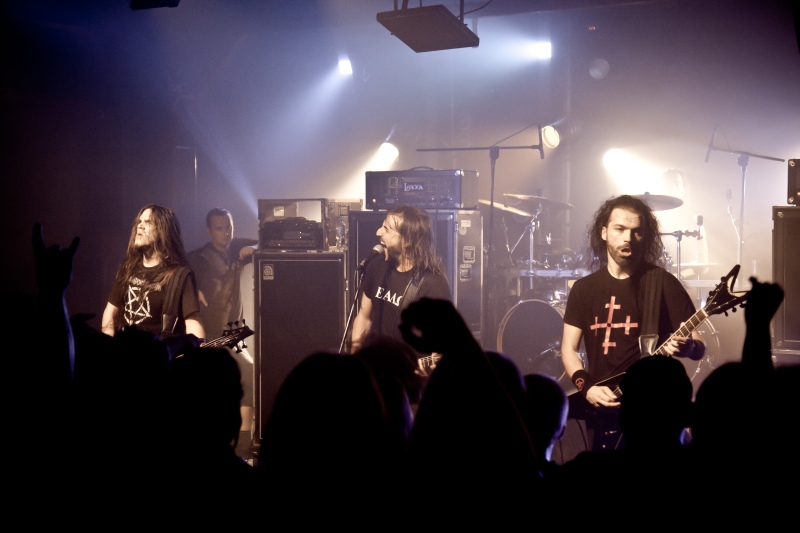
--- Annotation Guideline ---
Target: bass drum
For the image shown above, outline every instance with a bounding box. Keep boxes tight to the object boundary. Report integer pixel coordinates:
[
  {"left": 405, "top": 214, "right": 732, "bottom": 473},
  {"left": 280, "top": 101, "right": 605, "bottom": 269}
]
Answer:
[{"left": 497, "top": 300, "right": 583, "bottom": 382}]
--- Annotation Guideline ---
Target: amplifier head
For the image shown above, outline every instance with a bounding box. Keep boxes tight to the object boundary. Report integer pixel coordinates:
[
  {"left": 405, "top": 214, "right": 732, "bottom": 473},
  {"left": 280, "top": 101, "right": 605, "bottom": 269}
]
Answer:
[{"left": 365, "top": 169, "right": 478, "bottom": 211}]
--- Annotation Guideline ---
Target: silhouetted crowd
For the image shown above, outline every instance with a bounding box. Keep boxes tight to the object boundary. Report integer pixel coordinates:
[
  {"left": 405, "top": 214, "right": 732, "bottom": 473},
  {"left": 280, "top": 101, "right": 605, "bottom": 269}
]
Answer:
[{"left": 7, "top": 224, "right": 798, "bottom": 527}]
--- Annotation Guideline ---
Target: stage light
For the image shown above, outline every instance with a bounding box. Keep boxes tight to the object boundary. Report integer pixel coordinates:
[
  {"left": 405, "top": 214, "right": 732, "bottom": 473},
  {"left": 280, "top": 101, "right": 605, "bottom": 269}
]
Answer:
[
  {"left": 542, "top": 119, "right": 579, "bottom": 149},
  {"left": 377, "top": 3, "right": 479, "bottom": 53},
  {"left": 338, "top": 59, "right": 353, "bottom": 76},
  {"left": 379, "top": 142, "right": 399, "bottom": 161},
  {"left": 526, "top": 41, "right": 552, "bottom": 60},
  {"left": 542, "top": 125, "right": 560, "bottom": 149}
]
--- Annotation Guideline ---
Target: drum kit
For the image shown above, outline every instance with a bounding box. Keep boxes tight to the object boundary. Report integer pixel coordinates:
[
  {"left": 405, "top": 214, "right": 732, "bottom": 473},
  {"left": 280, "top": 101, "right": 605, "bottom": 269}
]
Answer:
[
  {"left": 485, "top": 191, "right": 719, "bottom": 392},
  {"left": 481, "top": 193, "right": 585, "bottom": 383}
]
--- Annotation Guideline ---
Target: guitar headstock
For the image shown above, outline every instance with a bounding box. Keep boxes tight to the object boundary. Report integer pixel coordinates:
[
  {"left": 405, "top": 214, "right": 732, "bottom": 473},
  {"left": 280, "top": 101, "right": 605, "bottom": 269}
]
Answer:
[
  {"left": 705, "top": 264, "right": 749, "bottom": 317},
  {"left": 204, "top": 320, "right": 255, "bottom": 351}
]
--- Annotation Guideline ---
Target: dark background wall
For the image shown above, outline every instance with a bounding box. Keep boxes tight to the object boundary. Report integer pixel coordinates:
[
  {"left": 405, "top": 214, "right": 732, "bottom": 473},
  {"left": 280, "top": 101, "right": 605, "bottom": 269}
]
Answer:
[{"left": 3, "top": 1, "right": 798, "bottom": 363}]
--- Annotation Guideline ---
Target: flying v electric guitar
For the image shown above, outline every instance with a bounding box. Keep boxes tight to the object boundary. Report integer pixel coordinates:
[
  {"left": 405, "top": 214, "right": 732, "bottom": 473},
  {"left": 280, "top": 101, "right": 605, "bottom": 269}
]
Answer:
[{"left": 572, "top": 264, "right": 749, "bottom": 401}]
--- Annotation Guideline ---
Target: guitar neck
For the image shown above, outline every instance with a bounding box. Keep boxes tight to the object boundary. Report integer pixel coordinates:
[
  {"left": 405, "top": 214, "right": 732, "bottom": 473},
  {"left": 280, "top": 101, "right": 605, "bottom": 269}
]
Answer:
[
  {"left": 203, "top": 337, "right": 235, "bottom": 349},
  {"left": 419, "top": 353, "right": 442, "bottom": 369},
  {"left": 653, "top": 308, "right": 708, "bottom": 356}
]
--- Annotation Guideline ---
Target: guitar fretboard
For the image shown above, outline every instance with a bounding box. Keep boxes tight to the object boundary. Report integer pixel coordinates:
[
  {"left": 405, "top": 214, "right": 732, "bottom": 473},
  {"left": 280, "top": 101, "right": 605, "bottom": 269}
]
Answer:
[{"left": 654, "top": 308, "right": 708, "bottom": 356}]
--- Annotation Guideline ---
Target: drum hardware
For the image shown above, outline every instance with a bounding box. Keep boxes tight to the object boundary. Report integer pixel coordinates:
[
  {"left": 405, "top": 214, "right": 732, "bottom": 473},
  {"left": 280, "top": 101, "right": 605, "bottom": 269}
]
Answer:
[
  {"left": 478, "top": 199, "right": 533, "bottom": 269},
  {"left": 680, "top": 317, "right": 720, "bottom": 397},
  {"left": 632, "top": 192, "right": 683, "bottom": 211},
  {"left": 502, "top": 193, "right": 575, "bottom": 210},
  {"left": 490, "top": 193, "right": 582, "bottom": 306},
  {"left": 477, "top": 199, "right": 531, "bottom": 218},
  {"left": 496, "top": 300, "right": 585, "bottom": 381},
  {"left": 680, "top": 278, "right": 721, "bottom": 308},
  {"left": 659, "top": 214, "right": 704, "bottom": 281},
  {"left": 706, "top": 135, "right": 784, "bottom": 290},
  {"left": 506, "top": 202, "right": 544, "bottom": 293}
]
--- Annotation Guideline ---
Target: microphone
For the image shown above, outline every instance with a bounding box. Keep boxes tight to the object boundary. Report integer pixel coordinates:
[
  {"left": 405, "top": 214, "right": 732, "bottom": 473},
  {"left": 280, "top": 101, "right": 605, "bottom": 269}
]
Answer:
[
  {"left": 695, "top": 215, "right": 703, "bottom": 240},
  {"left": 704, "top": 125, "right": 717, "bottom": 163},
  {"left": 536, "top": 340, "right": 561, "bottom": 357},
  {"left": 359, "top": 244, "right": 385, "bottom": 270}
]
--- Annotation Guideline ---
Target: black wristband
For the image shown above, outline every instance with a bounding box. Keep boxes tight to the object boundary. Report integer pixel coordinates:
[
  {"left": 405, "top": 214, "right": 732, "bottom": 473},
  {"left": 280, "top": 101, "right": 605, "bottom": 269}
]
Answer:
[
  {"left": 571, "top": 369, "right": 593, "bottom": 397},
  {"left": 687, "top": 339, "right": 705, "bottom": 361}
]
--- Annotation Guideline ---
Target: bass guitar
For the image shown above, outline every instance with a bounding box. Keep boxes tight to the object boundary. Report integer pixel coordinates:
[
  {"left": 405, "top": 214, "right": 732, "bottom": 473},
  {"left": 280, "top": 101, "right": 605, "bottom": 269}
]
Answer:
[{"left": 200, "top": 323, "right": 254, "bottom": 352}]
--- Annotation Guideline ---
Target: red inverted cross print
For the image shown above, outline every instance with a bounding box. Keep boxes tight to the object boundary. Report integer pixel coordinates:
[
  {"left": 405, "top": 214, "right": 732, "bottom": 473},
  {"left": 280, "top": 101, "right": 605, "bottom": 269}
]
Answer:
[{"left": 589, "top": 295, "right": 639, "bottom": 354}]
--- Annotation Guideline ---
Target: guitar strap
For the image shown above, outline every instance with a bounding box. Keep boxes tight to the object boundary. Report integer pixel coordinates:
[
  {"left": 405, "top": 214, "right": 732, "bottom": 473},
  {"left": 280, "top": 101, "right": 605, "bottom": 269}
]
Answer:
[
  {"left": 397, "top": 272, "right": 428, "bottom": 329},
  {"left": 639, "top": 266, "right": 664, "bottom": 356},
  {"left": 161, "top": 266, "right": 191, "bottom": 339}
]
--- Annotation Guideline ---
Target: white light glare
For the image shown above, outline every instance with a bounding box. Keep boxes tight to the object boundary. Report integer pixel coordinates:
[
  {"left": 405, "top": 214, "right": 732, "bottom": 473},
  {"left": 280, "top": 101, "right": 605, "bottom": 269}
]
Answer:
[
  {"left": 338, "top": 59, "right": 353, "bottom": 75},
  {"left": 603, "top": 148, "right": 664, "bottom": 192},
  {"left": 379, "top": 142, "right": 399, "bottom": 161},
  {"left": 527, "top": 41, "right": 552, "bottom": 59}
]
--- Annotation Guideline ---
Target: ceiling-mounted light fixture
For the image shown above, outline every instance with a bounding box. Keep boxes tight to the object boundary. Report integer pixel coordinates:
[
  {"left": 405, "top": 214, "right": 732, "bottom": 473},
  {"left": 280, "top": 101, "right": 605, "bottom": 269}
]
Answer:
[
  {"left": 130, "top": 0, "right": 180, "bottom": 9},
  {"left": 377, "top": 2, "right": 479, "bottom": 53}
]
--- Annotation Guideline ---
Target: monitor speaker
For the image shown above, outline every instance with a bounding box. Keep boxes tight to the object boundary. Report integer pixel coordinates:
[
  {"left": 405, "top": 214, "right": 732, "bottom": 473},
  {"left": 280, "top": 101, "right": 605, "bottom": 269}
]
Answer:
[
  {"left": 772, "top": 206, "right": 800, "bottom": 358},
  {"left": 348, "top": 209, "right": 483, "bottom": 342},
  {"left": 252, "top": 252, "right": 346, "bottom": 444}
]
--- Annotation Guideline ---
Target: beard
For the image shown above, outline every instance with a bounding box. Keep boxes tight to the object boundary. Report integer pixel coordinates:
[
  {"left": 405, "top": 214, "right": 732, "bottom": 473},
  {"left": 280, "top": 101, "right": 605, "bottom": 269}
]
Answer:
[
  {"left": 135, "top": 242, "right": 156, "bottom": 258},
  {"left": 607, "top": 244, "right": 641, "bottom": 269},
  {"left": 384, "top": 245, "right": 402, "bottom": 268}
]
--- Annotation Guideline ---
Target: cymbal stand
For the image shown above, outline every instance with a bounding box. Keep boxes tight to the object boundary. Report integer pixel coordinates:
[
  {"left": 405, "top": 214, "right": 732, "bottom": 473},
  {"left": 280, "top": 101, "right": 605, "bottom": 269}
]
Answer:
[
  {"left": 705, "top": 138, "right": 784, "bottom": 289},
  {"left": 659, "top": 228, "right": 701, "bottom": 281},
  {"left": 510, "top": 202, "right": 543, "bottom": 291},
  {"left": 417, "top": 125, "right": 545, "bottom": 347},
  {"left": 660, "top": 215, "right": 704, "bottom": 281}
]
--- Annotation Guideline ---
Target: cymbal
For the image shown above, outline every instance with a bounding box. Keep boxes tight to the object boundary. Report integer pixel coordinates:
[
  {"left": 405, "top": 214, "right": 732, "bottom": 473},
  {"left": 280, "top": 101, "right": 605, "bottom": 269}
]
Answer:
[
  {"left": 538, "top": 246, "right": 575, "bottom": 256},
  {"left": 503, "top": 193, "right": 574, "bottom": 209},
  {"left": 477, "top": 199, "right": 531, "bottom": 217},
  {"left": 675, "top": 261, "right": 719, "bottom": 269},
  {"left": 632, "top": 192, "right": 683, "bottom": 211}
]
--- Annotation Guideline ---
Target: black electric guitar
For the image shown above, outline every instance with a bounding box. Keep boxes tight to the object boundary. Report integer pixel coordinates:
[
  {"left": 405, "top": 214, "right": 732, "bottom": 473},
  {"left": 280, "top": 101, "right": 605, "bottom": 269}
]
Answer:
[
  {"left": 571, "top": 264, "right": 749, "bottom": 402},
  {"left": 200, "top": 323, "right": 254, "bottom": 352}
]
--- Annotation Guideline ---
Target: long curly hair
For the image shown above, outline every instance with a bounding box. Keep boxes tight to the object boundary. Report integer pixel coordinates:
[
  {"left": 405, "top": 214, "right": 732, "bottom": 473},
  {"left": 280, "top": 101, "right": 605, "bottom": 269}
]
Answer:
[
  {"left": 113, "top": 204, "right": 189, "bottom": 292},
  {"left": 389, "top": 205, "right": 446, "bottom": 279},
  {"left": 585, "top": 194, "right": 663, "bottom": 272}
]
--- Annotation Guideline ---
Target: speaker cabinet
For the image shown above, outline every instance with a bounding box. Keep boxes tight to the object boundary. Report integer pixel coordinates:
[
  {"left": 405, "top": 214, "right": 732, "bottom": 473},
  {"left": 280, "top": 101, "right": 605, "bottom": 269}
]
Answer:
[
  {"left": 348, "top": 209, "right": 483, "bottom": 342},
  {"left": 252, "top": 252, "right": 346, "bottom": 442},
  {"left": 772, "top": 206, "right": 800, "bottom": 356},
  {"left": 788, "top": 159, "right": 799, "bottom": 206}
]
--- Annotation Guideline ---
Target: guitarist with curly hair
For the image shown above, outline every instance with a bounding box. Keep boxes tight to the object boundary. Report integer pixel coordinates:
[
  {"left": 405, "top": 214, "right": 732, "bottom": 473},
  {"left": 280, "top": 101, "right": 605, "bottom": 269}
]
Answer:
[{"left": 561, "top": 194, "right": 706, "bottom": 452}]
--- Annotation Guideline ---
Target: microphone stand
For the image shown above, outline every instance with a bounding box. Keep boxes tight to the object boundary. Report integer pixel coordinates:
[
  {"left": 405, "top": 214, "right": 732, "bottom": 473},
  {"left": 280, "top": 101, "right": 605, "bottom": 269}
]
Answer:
[
  {"left": 706, "top": 142, "right": 783, "bottom": 289},
  {"left": 416, "top": 126, "right": 545, "bottom": 348},
  {"left": 339, "top": 266, "right": 366, "bottom": 354}
]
